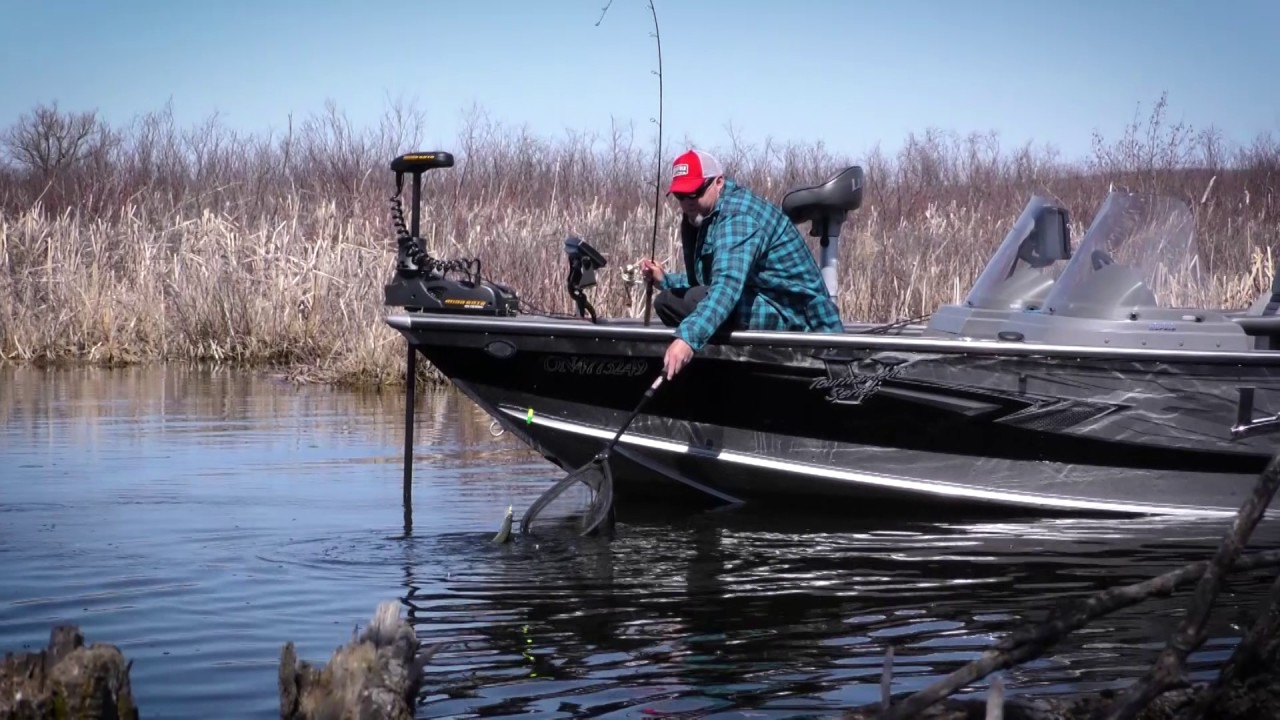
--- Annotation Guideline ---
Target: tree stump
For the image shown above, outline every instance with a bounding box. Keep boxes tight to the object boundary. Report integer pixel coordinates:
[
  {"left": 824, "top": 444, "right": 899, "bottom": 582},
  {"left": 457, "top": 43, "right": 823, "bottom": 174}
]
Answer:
[
  {"left": 279, "top": 600, "right": 441, "bottom": 720},
  {"left": 0, "top": 624, "right": 138, "bottom": 720}
]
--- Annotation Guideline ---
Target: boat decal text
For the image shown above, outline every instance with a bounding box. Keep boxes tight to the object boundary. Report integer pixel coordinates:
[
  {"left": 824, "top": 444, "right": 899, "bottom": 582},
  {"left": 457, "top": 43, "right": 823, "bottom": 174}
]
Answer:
[
  {"left": 811, "top": 356, "right": 905, "bottom": 404},
  {"left": 543, "top": 355, "right": 651, "bottom": 377}
]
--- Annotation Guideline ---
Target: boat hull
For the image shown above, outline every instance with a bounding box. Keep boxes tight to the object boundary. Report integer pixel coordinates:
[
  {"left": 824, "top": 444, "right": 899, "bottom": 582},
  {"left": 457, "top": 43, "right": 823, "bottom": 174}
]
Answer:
[{"left": 389, "top": 313, "right": 1280, "bottom": 517}]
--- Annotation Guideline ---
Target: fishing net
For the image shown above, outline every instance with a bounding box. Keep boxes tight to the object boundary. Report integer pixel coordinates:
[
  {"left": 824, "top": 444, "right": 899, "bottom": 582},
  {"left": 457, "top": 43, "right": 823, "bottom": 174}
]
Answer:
[
  {"left": 519, "top": 454, "right": 615, "bottom": 536},
  {"left": 519, "top": 375, "right": 665, "bottom": 537}
]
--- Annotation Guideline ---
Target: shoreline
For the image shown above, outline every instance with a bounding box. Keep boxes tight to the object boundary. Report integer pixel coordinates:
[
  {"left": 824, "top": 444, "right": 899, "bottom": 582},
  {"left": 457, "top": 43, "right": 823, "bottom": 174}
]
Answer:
[{"left": 0, "top": 354, "right": 450, "bottom": 389}]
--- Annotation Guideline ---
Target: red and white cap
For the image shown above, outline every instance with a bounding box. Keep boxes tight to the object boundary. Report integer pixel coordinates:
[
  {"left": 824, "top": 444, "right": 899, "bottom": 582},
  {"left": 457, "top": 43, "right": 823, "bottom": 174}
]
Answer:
[{"left": 669, "top": 149, "right": 723, "bottom": 194}]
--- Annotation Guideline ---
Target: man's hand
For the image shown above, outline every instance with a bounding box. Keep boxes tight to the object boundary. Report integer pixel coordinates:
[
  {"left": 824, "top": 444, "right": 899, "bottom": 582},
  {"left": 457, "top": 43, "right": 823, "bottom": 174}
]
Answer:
[
  {"left": 663, "top": 338, "right": 694, "bottom": 379},
  {"left": 639, "top": 258, "right": 665, "bottom": 286}
]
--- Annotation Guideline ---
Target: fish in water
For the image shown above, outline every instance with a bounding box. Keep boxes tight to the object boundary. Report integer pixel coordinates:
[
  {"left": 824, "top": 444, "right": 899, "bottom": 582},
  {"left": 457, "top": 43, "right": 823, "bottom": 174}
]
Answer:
[{"left": 492, "top": 504, "right": 513, "bottom": 544}]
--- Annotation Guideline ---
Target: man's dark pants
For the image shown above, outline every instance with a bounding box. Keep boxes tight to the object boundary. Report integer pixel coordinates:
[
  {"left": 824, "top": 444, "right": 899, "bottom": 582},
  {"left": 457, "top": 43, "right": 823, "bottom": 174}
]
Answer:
[{"left": 653, "top": 285, "right": 709, "bottom": 327}]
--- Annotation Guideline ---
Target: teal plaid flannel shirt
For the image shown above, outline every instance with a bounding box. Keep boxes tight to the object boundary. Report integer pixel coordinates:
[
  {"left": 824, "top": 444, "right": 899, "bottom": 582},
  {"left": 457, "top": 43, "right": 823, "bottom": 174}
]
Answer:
[{"left": 660, "top": 178, "right": 845, "bottom": 351}]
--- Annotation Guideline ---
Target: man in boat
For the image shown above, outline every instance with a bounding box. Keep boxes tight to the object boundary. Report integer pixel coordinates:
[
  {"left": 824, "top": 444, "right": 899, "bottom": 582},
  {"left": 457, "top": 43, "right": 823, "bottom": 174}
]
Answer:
[{"left": 639, "top": 148, "right": 844, "bottom": 379}]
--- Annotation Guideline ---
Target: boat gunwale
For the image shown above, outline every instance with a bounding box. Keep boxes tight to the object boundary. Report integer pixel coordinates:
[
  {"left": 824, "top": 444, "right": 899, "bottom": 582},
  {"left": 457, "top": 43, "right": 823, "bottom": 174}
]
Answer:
[{"left": 385, "top": 312, "right": 1280, "bottom": 365}]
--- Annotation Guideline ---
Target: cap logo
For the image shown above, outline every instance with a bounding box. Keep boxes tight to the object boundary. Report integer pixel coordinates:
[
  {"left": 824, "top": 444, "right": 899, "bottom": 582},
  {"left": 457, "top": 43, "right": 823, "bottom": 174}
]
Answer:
[{"left": 673, "top": 163, "right": 689, "bottom": 177}]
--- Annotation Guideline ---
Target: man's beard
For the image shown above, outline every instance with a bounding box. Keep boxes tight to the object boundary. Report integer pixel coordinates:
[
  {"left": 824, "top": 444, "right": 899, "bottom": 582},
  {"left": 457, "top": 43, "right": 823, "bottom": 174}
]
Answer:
[{"left": 687, "top": 212, "right": 706, "bottom": 227}]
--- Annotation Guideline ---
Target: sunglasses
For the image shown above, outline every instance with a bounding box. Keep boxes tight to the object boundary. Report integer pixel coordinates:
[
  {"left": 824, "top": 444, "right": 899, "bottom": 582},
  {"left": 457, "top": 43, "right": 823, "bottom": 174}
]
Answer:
[{"left": 672, "top": 178, "right": 714, "bottom": 201}]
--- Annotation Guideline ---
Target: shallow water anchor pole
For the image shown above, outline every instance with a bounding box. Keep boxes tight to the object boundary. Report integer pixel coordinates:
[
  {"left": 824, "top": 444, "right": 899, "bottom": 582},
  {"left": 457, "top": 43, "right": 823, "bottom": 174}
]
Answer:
[{"left": 403, "top": 341, "right": 416, "bottom": 529}]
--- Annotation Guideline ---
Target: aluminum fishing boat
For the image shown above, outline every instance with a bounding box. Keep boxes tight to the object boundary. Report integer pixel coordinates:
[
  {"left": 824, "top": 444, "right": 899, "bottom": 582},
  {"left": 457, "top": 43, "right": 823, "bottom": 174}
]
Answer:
[{"left": 380, "top": 151, "right": 1280, "bottom": 520}]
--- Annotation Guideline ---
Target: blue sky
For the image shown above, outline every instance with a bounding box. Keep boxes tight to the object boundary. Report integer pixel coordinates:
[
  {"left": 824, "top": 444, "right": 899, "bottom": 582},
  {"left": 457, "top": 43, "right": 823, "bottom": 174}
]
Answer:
[{"left": 2, "top": 0, "right": 1277, "bottom": 163}]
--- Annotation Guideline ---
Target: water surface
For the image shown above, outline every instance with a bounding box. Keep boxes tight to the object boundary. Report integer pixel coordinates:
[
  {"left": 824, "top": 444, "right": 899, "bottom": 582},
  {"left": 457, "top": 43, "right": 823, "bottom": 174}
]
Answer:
[{"left": 2, "top": 365, "right": 1277, "bottom": 718}]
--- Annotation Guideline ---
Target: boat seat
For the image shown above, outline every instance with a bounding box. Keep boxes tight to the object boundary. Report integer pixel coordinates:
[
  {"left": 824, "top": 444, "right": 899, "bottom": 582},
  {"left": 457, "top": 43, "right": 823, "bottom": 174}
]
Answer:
[
  {"left": 1243, "top": 269, "right": 1280, "bottom": 348},
  {"left": 781, "top": 166, "right": 864, "bottom": 226},
  {"left": 1249, "top": 270, "right": 1280, "bottom": 317}
]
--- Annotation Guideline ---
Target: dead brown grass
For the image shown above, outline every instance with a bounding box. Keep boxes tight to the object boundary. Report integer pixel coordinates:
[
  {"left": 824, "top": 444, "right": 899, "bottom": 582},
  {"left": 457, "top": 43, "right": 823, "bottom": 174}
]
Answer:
[{"left": 0, "top": 95, "right": 1275, "bottom": 385}]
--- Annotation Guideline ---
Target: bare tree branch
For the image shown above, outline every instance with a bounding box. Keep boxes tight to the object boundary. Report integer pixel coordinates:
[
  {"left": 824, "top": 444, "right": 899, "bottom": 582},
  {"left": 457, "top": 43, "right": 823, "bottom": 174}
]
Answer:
[
  {"left": 882, "top": 545, "right": 1280, "bottom": 719},
  {"left": 594, "top": 0, "right": 614, "bottom": 26},
  {"left": 1183, "top": 569, "right": 1280, "bottom": 718},
  {"left": 1, "top": 102, "right": 102, "bottom": 176},
  {"left": 1096, "top": 452, "right": 1280, "bottom": 720}
]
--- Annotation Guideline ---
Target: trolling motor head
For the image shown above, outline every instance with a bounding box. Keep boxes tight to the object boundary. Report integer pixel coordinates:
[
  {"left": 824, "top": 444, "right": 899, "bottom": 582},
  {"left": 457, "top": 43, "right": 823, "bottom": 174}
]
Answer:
[
  {"left": 391, "top": 151, "right": 455, "bottom": 174},
  {"left": 383, "top": 151, "right": 519, "bottom": 315},
  {"left": 564, "top": 236, "right": 608, "bottom": 322}
]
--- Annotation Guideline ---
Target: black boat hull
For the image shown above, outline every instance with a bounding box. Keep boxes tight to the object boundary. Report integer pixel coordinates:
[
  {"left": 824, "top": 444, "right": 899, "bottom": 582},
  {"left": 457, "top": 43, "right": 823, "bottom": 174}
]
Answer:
[{"left": 388, "top": 313, "right": 1280, "bottom": 517}]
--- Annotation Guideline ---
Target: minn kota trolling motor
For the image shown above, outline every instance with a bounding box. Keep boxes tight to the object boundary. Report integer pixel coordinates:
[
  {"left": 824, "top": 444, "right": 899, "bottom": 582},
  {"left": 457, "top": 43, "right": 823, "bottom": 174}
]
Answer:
[{"left": 383, "top": 151, "right": 520, "bottom": 315}]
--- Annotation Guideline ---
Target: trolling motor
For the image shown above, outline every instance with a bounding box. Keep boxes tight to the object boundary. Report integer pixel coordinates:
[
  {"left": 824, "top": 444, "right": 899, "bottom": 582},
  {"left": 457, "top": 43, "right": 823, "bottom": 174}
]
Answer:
[
  {"left": 564, "top": 236, "right": 607, "bottom": 322},
  {"left": 383, "top": 151, "right": 520, "bottom": 315}
]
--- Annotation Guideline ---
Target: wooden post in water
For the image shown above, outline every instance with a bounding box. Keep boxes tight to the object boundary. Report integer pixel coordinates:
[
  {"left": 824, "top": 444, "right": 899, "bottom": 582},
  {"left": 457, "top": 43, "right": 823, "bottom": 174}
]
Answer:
[{"left": 403, "top": 341, "right": 416, "bottom": 534}]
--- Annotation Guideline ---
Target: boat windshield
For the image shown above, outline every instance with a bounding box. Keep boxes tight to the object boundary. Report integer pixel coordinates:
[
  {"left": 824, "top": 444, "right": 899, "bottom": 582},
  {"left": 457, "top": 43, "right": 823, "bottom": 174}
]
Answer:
[
  {"left": 1041, "top": 191, "right": 1203, "bottom": 318},
  {"left": 964, "top": 195, "right": 1071, "bottom": 311}
]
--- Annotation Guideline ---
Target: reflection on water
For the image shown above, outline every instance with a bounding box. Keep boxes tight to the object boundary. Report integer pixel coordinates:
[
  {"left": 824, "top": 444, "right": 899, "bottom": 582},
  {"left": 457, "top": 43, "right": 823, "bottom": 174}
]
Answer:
[{"left": 1, "top": 365, "right": 1277, "bottom": 718}]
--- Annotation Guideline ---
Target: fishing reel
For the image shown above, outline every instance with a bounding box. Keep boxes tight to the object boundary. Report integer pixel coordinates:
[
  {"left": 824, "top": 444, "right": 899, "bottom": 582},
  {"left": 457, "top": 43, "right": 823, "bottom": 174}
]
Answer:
[{"left": 564, "top": 236, "right": 607, "bottom": 322}]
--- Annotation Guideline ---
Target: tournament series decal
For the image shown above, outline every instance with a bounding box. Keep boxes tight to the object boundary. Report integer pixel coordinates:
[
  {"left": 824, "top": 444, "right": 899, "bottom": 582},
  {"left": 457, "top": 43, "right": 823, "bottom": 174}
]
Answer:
[
  {"left": 808, "top": 351, "right": 944, "bottom": 405},
  {"left": 810, "top": 355, "right": 904, "bottom": 404}
]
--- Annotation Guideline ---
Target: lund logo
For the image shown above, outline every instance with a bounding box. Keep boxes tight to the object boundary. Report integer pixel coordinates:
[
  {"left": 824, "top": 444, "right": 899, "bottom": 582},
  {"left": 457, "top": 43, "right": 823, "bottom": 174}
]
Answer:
[{"left": 543, "top": 356, "right": 650, "bottom": 377}]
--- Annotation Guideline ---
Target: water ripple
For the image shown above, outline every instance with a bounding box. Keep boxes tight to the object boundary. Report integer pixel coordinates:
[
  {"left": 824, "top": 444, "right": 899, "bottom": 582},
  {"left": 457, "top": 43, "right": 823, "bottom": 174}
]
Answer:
[{"left": 2, "top": 366, "right": 1278, "bottom": 718}]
